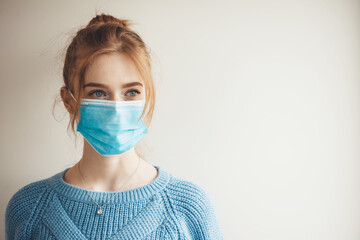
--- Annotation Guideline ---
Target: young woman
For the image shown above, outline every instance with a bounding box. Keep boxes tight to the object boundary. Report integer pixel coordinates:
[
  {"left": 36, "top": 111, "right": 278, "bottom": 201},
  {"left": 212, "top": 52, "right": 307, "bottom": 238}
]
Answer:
[{"left": 5, "top": 13, "right": 224, "bottom": 239}]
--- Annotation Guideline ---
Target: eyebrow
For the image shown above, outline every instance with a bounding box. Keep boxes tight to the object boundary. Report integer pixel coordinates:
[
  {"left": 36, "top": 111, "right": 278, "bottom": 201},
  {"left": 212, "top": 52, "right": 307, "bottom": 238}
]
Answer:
[{"left": 83, "top": 82, "right": 143, "bottom": 89}]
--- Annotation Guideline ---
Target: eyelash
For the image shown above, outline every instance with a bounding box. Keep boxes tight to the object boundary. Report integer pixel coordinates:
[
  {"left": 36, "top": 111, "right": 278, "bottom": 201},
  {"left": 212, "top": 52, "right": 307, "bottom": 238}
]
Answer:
[
  {"left": 88, "top": 89, "right": 141, "bottom": 97},
  {"left": 126, "top": 89, "right": 141, "bottom": 97}
]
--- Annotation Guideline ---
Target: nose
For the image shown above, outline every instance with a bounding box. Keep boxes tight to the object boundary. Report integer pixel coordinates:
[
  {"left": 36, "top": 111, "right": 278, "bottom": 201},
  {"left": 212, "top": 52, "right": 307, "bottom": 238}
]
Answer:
[{"left": 110, "top": 92, "right": 125, "bottom": 102}]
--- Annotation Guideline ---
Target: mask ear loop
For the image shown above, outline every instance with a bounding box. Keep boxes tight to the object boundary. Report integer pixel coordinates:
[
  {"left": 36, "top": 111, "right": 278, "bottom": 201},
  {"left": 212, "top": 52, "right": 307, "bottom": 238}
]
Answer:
[
  {"left": 66, "top": 88, "right": 81, "bottom": 136},
  {"left": 67, "top": 87, "right": 78, "bottom": 103}
]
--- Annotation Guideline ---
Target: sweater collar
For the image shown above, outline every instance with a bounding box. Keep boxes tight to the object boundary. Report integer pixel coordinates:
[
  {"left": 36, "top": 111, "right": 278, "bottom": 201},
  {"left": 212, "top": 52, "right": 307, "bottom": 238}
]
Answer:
[{"left": 47, "top": 165, "right": 171, "bottom": 204}]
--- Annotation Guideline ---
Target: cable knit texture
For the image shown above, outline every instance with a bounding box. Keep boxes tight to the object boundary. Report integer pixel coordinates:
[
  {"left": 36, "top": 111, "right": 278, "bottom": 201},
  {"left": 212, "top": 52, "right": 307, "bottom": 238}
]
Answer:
[{"left": 5, "top": 165, "right": 224, "bottom": 239}]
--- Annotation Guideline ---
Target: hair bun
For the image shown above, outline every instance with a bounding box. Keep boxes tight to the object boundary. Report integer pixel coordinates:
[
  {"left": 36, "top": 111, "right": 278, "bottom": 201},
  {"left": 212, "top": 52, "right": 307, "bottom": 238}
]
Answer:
[{"left": 87, "top": 13, "right": 130, "bottom": 29}]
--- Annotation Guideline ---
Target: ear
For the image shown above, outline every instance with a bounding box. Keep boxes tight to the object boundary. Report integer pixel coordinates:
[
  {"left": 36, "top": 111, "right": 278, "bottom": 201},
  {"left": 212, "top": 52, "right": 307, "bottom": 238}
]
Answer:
[{"left": 60, "top": 87, "right": 76, "bottom": 114}]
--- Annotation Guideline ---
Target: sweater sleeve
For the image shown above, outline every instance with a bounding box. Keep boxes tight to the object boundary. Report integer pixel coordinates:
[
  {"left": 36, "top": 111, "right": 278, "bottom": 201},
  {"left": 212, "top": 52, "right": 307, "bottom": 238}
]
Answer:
[
  {"left": 167, "top": 179, "right": 225, "bottom": 240},
  {"left": 5, "top": 180, "right": 48, "bottom": 240}
]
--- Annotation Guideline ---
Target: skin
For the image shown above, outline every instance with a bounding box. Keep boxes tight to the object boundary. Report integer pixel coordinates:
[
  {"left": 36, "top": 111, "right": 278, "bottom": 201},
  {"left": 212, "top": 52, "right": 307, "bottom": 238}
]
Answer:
[{"left": 60, "top": 52, "right": 158, "bottom": 192}]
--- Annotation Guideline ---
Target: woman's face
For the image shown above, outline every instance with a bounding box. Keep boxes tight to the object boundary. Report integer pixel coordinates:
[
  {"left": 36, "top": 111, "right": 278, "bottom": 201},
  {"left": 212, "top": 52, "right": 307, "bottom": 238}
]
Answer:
[{"left": 82, "top": 52, "right": 145, "bottom": 101}]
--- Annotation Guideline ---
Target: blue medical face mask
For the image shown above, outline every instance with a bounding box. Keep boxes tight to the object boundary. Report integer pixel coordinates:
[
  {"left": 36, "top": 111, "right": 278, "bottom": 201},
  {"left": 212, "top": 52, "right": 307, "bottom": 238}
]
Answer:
[{"left": 67, "top": 90, "right": 148, "bottom": 156}]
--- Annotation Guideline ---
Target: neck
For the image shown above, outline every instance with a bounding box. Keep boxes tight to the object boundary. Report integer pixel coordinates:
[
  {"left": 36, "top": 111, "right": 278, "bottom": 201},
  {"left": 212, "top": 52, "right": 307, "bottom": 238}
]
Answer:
[{"left": 78, "top": 140, "right": 142, "bottom": 192}]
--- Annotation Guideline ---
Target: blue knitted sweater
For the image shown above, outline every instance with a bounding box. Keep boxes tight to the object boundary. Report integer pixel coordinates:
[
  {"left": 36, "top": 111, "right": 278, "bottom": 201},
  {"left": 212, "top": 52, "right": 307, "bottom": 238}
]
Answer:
[{"left": 5, "top": 165, "right": 224, "bottom": 239}]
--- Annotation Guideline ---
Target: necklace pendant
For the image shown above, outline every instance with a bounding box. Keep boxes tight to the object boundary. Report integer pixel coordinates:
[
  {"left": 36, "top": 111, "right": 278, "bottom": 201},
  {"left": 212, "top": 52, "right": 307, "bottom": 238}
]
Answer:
[{"left": 97, "top": 208, "right": 102, "bottom": 215}]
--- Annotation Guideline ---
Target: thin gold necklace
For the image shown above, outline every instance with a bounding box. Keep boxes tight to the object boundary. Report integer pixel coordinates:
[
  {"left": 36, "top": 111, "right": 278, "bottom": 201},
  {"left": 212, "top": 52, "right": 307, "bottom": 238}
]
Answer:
[{"left": 78, "top": 155, "right": 141, "bottom": 215}]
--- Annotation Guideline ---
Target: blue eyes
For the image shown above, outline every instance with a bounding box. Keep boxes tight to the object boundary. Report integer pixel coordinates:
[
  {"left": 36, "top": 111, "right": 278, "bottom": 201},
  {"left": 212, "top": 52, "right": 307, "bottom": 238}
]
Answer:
[
  {"left": 88, "top": 89, "right": 141, "bottom": 98},
  {"left": 92, "top": 90, "right": 105, "bottom": 97},
  {"left": 127, "top": 89, "right": 141, "bottom": 97}
]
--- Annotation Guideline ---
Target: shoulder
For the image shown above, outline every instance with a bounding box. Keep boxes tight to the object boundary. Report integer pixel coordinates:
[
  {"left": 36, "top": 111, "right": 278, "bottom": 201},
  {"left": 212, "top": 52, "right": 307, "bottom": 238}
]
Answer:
[
  {"left": 166, "top": 176, "right": 212, "bottom": 207},
  {"left": 6, "top": 178, "right": 50, "bottom": 215},
  {"left": 165, "top": 176, "right": 216, "bottom": 217},
  {"left": 165, "top": 176, "right": 225, "bottom": 239},
  {"left": 5, "top": 177, "right": 51, "bottom": 239}
]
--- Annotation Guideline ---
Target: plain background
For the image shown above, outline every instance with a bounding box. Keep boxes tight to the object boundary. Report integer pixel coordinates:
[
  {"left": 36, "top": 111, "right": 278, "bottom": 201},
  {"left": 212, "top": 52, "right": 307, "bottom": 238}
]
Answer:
[{"left": 1, "top": 0, "right": 359, "bottom": 239}]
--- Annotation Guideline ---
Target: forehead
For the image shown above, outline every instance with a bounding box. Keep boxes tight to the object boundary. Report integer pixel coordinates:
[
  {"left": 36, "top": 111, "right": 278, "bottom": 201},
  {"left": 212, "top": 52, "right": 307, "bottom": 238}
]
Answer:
[{"left": 84, "top": 52, "right": 142, "bottom": 84}]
